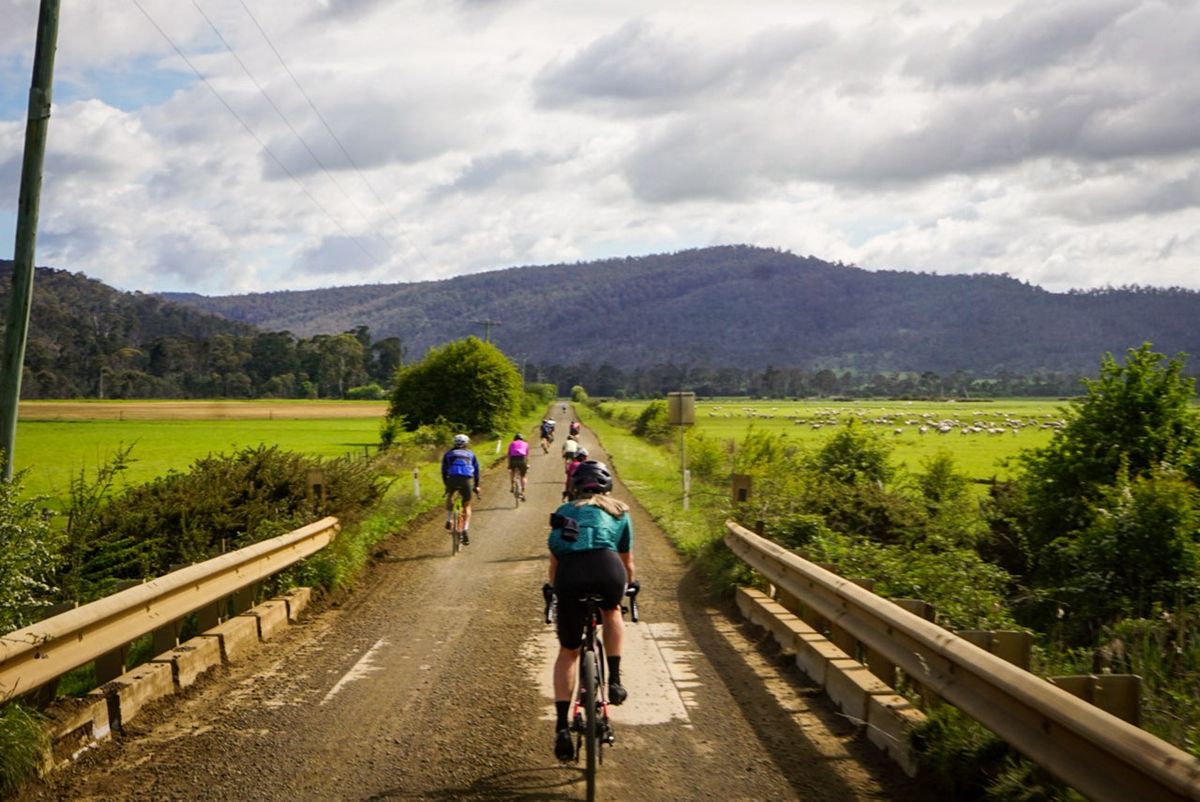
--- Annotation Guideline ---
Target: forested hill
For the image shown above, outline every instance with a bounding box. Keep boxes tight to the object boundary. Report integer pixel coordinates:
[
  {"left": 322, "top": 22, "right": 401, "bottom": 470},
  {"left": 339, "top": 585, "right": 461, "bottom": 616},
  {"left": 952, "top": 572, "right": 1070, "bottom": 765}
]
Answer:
[
  {"left": 163, "top": 246, "right": 1200, "bottom": 373},
  {"left": 0, "top": 262, "right": 255, "bottom": 397}
]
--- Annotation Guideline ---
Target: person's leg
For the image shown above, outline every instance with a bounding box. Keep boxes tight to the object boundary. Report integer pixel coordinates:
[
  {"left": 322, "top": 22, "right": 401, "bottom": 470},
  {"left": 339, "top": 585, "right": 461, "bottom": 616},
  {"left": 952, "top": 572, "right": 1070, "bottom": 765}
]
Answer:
[
  {"left": 553, "top": 646, "right": 580, "bottom": 702},
  {"left": 444, "top": 489, "right": 453, "bottom": 528}
]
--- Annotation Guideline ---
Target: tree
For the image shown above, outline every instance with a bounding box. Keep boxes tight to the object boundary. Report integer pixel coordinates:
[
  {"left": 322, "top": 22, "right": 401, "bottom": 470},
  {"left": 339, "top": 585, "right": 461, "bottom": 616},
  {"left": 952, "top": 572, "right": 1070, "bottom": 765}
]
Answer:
[
  {"left": 1020, "top": 343, "right": 1200, "bottom": 549},
  {"left": 388, "top": 337, "right": 523, "bottom": 433}
]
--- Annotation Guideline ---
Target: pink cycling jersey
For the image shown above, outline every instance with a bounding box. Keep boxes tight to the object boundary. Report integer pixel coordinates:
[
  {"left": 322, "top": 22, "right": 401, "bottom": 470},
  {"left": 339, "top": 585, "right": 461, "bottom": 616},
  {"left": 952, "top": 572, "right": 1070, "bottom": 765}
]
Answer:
[{"left": 508, "top": 440, "right": 530, "bottom": 458}]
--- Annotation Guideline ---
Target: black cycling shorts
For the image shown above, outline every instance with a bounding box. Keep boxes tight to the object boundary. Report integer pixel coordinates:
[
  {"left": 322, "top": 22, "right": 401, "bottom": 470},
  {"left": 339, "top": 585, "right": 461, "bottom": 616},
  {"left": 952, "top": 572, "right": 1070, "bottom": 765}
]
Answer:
[
  {"left": 508, "top": 456, "right": 528, "bottom": 476},
  {"left": 553, "top": 549, "right": 628, "bottom": 650},
  {"left": 444, "top": 475, "right": 473, "bottom": 504}
]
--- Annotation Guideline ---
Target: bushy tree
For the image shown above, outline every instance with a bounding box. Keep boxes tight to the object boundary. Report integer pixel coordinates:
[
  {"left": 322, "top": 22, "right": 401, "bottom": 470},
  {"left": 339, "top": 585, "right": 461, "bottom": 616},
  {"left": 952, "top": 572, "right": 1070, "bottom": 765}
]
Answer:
[
  {"left": 388, "top": 337, "right": 523, "bottom": 434},
  {"left": 1020, "top": 343, "right": 1200, "bottom": 548},
  {"left": 570, "top": 384, "right": 588, "bottom": 403}
]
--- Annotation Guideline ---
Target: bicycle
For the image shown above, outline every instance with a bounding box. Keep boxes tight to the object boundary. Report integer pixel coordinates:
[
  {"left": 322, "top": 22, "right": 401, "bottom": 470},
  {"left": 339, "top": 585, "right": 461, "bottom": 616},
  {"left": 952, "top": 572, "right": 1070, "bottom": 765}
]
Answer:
[
  {"left": 511, "top": 474, "right": 523, "bottom": 508},
  {"left": 543, "top": 581, "right": 639, "bottom": 802},
  {"left": 446, "top": 491, "right": 474, "bottom": 555}
]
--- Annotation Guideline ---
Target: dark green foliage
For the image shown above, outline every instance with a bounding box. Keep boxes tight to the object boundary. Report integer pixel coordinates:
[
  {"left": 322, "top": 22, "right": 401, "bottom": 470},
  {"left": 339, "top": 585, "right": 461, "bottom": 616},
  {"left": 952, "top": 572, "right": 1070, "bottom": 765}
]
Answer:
[
  {"left": 570, "top": 384, "right": 588, "bottom": 403},
  {"left": 1006, "top": 344, "right": 1200, "bottom": 639},
  {"left": 1020, "top": 344, "right": 1200, "bottom": 549},
  {"left": 809, "top": 421, "right": 892, "bottom": 485},
  {"left": 58, "top": 445, "right": 384, "bottom": 602},
  {"left": 632, "top": 400, "right": 671, "bottom": 442},
  {"left": 387, "top": 337, "right": 523, "bottom": 434}
]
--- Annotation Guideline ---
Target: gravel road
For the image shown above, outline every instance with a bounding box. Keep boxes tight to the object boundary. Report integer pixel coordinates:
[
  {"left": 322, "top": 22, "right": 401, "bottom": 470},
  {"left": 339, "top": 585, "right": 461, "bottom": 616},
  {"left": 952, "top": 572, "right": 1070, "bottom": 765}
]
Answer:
[{"left": 20, "top": 412, "right": 924, "bottom": 801}]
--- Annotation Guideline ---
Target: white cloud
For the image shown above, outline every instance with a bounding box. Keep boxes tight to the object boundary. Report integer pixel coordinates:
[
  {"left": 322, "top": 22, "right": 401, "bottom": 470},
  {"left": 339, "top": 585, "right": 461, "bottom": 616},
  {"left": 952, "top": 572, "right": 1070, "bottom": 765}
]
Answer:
[{"left": 0, "top": 0, "right": 1198, "bottom": 294}]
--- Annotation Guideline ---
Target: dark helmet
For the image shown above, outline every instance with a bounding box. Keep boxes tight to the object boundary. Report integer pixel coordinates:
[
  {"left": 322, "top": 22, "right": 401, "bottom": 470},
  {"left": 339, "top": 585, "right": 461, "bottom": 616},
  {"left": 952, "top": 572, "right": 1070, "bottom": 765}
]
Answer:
[
  {"left": 513, "top": 433, "right": 524, "bottom": 441},
  {"left": 570, "top": 460, "right": 612, "bottom": 495}
]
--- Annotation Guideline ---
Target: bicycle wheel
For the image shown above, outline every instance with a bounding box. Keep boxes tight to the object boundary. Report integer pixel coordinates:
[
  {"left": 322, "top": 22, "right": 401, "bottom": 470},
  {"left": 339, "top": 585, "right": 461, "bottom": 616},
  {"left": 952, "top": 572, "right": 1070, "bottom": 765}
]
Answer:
[
  {"left": 512, "top": 478, "right": 521, "bottom": 508},
  {"left": 580, "top": 650, "right": 599, "bottom": 802},
  {"left": 450, "top": 508, "right": 461, "bottom": 556}
]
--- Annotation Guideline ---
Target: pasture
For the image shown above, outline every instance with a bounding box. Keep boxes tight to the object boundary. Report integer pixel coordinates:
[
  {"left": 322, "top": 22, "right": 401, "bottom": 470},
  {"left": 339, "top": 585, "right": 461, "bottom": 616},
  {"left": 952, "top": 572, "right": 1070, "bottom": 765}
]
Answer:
[
  {"left": 599, "top": 398, "right": 1072, "bottom": 482},
  {"left": 12, "top": 401, "right": 389, "bottom": 499}
]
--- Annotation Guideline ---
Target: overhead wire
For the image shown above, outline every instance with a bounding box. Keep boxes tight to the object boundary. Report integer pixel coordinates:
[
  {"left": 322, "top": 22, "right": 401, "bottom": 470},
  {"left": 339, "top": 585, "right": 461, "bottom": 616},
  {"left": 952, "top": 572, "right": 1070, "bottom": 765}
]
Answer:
[
  {"left": 127, "top": 0, "right": 384, "bottom": 265},
  {"left": 233, "top": 0, "right": 438, "bottom": 273},
  {"left": 190, "top": 0, "right": 395, "bottom": 258}
]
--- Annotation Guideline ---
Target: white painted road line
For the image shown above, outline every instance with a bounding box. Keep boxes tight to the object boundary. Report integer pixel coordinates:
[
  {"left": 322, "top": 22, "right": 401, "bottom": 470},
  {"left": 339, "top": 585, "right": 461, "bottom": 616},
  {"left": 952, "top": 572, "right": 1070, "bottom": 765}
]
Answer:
[
  {"left": 523, "top": 620, "right": 695, "bottom": 726},
  {"left": 321, "top": 638, "right": 389, "bottom": 705}
]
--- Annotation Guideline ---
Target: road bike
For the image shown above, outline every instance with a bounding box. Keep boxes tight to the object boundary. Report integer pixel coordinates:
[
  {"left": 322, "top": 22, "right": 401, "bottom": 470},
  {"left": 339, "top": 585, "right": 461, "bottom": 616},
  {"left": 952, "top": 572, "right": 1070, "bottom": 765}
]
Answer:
[
  {"left": 543, "top": 581, "right": 639, "bottom": 802},
  {"left": 511, "top": 473, "right": 523, "bottom": 508},
  {"left": 446, "top": 492, "right": 467, "bottom": 556}
]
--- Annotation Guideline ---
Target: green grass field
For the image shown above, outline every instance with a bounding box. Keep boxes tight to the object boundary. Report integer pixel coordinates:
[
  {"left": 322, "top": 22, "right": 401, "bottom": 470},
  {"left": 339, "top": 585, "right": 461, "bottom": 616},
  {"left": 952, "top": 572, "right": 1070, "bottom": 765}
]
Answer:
[
  {"left": 599, "top": 398, "right": 1072, "bottom": 482},
  {"left": 12, "top": 418, "right": 384, "bottom": 499}
]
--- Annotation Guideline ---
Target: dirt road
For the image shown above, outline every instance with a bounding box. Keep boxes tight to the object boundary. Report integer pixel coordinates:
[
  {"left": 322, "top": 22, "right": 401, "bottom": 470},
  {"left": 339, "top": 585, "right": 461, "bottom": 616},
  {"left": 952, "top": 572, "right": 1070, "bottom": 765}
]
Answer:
[{"left": 22, "top": 414, "right": 922, "bottom": 801}]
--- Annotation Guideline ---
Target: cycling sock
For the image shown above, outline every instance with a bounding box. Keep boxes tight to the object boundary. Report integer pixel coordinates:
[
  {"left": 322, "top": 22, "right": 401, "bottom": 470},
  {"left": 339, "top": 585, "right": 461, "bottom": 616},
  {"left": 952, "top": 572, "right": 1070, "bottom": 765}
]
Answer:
[
  {"left": 607, "top": 655, "right": 621, "bottom": 685},
  {"left": 555, "top": 700, "right": 569, "bottom": 730}
]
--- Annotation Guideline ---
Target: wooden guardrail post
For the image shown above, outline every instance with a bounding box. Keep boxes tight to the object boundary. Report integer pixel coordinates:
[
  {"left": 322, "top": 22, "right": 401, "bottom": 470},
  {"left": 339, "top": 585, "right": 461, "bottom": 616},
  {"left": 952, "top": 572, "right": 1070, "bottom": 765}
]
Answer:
[{"left": 1050, "top": 674, "right": 1141, "bottom": 726}]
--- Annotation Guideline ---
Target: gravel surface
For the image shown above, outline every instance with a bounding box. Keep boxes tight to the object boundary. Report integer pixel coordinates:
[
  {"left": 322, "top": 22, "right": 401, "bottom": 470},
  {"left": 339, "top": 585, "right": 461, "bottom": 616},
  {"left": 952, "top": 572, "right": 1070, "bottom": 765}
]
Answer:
[{"left": 19, "top": 411, "right": 925, "bottom": 801}]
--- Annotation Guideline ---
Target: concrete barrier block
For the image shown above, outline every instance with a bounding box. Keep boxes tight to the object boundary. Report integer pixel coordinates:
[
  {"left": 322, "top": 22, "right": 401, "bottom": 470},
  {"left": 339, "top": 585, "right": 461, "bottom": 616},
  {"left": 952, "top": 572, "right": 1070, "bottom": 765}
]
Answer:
[
  {"left": 244, "top": 599, "right": 289, "bottom": 641},
  {"left": 150, "top": 635, "right": 222, "bottom": 688},
  {"left": 202, "top": 614, "right": 260, "bottom": 662},
  {"left": 794, "top": 634, "right": 850, "bottom": 685},
  {"left": 866, "top": 693, "right": 925, "bottom": 777},
  {"left": 277, "top": 587, "right": 312, "bottom": 622},
  {"left": 824, "top": 660, "right": 894, "bottom": 725},
  {"left": 89, "top": 661, "right": 174, "bottom": 731}
]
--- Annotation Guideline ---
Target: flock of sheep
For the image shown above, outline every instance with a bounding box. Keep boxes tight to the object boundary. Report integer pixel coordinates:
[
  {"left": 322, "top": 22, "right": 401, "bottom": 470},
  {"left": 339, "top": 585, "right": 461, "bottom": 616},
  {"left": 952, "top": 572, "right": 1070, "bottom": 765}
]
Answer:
[{"left": 706, "top": 405, "right": 1067, "bottom": 437}]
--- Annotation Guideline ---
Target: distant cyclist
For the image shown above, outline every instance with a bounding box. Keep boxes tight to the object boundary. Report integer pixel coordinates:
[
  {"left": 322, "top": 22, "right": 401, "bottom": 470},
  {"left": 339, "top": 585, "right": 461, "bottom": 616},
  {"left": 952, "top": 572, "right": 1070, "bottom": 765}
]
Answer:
[
  {"left": 561, "top": 434, "right": 580, "bottom": 466},
  {"left": 540, "top": 418, "right": 556, "bottom": 451},
  {"left": 507, "top": 433, "right": 530, "bottom": 501},
  {"left": 442, "top": 434, "right": 480, "bottom": 545},
  {"left": 547, "top": 460, "right": 635, "bottom": 760},
  {"left": 569, "top": 420, "right": 581, "bottom": 438},
  {"left": 563, "top": 447, "right": 587, "bottom": 500}
]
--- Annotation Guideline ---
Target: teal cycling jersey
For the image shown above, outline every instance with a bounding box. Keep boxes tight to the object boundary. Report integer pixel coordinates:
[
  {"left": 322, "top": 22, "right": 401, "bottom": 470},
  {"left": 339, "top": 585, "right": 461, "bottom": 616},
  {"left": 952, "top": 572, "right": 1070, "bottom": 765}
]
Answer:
[{"left": 548, "top": 500, "right": 633, "bottom": 557}]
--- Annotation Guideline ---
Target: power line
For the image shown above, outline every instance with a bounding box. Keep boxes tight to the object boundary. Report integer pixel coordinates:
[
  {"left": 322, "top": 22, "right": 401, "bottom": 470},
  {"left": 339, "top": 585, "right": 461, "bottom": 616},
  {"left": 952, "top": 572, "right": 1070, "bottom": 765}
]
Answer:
[
  {"left": 233, "top": 0, "right": 438, "bottom": 274},
  {"left": 191, "top": 0, "right": 394, "bottom": 258},
  {"left": 128, "top": 0, "right": 384, "bottom": 266}
]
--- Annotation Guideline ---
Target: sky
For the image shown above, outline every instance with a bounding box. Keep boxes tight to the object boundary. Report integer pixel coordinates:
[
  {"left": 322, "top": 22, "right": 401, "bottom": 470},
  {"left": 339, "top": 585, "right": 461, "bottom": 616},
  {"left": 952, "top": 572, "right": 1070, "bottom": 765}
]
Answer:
[{"left": 2, "top": 0, "right": 1199, "bottom": 296}]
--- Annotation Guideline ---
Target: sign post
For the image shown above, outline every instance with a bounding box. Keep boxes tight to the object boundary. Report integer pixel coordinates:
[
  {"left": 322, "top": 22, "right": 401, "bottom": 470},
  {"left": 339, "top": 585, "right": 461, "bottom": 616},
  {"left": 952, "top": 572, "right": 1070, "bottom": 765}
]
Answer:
[{"left": 667, "top": 391, "right": 695, "bottom": 509}]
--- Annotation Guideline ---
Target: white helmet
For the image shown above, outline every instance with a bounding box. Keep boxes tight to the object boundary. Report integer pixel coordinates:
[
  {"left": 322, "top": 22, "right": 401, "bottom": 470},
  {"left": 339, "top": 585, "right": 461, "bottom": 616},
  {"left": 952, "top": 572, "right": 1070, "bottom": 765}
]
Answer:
[{"left": 453, "top": 434, "right": 469, "bottom": 447}]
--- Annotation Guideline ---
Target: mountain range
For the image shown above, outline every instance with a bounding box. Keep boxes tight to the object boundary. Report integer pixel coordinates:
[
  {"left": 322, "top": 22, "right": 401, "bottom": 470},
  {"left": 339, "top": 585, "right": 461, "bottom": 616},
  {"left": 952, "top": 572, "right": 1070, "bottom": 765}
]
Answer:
[{"left": 160, "top": 245, "right": 1200, "bottom": 374}]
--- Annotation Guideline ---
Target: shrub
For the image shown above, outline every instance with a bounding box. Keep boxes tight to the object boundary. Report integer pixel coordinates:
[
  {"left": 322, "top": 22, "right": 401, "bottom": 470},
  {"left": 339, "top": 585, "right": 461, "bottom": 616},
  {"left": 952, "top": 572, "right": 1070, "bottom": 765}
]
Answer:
[
  {"left": 632, "top": 400, "right": 672, "bottom": 442},
  {"left": 570, "top": 384, "right": 588, "bottom": 403},
  {"left": 0, "top": 704, "right": 48, "bottom": 796},
  {"left": 346, "top": 383, "right": 386, "bottom": 400},
  {"left": 0, "top": 469, "right": 63, "bottom": 633}
]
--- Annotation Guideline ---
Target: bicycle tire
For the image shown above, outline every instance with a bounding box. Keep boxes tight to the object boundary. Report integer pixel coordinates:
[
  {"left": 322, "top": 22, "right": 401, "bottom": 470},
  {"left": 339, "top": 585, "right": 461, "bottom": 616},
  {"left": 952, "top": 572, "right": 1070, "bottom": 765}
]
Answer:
[
  {"left": 581, "top": 650, "right": 599, "bottom": 802},
  {"left": 512, "top": 479, "right": 521, "bottom": 508}
]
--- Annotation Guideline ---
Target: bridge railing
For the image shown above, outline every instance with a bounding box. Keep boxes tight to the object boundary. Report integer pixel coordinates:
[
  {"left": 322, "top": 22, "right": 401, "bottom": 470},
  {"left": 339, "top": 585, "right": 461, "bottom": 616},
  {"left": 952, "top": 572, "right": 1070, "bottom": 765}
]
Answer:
[
  {"left": 0, "top": 516, "right": 339, "bottom": 702},
  {"left": 724, "top": 519, "right": 1200, "bottom": 802}
]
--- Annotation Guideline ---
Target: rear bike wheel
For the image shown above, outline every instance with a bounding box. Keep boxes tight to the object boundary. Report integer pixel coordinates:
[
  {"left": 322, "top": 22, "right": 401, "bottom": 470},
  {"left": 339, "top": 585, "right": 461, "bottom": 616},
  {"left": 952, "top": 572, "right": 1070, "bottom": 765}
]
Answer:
[
  {"left": 512, "top": 478, "right": 521, "bottom": 507},
  {"left": 450, "top": 507, "right": 461, "bottom": 556},
  {"left": 580, "top": 649, "right": 599, "bottom": 802}
]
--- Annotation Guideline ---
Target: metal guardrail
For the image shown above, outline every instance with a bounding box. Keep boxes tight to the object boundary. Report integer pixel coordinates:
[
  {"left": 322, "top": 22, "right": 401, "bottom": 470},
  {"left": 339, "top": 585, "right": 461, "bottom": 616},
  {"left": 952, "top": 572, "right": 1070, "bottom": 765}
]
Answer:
[
  {"left": 0, "top": 516, "right": 339, "bottom": 702},
  {"left": 724, "top": 520, "right": 1200, "bottom": 802}
]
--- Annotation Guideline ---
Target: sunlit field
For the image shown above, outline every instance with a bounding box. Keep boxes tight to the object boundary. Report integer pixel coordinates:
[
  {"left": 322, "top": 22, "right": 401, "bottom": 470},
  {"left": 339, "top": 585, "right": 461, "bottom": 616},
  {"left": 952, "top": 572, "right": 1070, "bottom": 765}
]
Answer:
[
  {"left": 598, "top": 398, "right": 1073, "bottom": 482},
  {"left": 12, "top": 401, "right": 388, "bottom": 499}
]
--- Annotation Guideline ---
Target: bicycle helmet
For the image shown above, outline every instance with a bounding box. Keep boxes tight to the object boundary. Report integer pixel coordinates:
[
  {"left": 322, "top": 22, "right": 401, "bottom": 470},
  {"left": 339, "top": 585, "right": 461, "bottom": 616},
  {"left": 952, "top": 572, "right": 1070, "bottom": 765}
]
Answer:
[
  {"left": 570, "top": 460, "right": 613, "bottom": 494},
  {"left": 453, "top": 434, "right": 469, "bottom": 447},
  {"left": 573, "top": 448, "right": 589, "bottom": 461},
  {"left": 513, "top": 433, "right": 524, "bottom": 441}
]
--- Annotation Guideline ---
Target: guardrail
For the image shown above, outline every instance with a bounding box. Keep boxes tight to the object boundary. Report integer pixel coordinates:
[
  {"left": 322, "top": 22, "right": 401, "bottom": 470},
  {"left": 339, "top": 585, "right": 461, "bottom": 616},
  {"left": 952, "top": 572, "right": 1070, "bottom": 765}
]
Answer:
[
  {"left": 724, "top": 520, "right": 1200, "bottom": 802},
  {"left": 0, "top": 516, "right": 339, "bottom": 702}
]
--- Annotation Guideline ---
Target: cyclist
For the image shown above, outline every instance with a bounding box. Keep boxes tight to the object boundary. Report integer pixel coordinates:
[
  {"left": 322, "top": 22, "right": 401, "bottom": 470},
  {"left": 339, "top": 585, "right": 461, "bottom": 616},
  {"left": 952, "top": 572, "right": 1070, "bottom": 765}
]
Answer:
[
  {"left": 540, "top": 418, "right": 556, "bottom": 442},
  {"left": 507, "top": 433, "right": 530, "bottom": 500},
  {"left": 563, "top": 447, "right": 587, "bottom": 500},
  {"left": 561, "top": 434, "right": 580, "bottom": 466},
  {"left": 546, "top": 460, "right": 635, "bottom": 760},
  {"left": 442, "top": 434, "right": 480, "bottom": 545},
  {"left": 568, "top": 420, "right": 581, "bottom": 438}
]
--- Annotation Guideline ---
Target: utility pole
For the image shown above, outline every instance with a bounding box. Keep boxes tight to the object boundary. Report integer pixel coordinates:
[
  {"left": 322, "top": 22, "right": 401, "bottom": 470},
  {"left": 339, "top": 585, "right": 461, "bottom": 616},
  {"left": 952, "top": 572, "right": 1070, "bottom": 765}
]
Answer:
[
  {"left": 470, "top": 318, "right": 502, "bottom": 343},
  {"left": 1, "top": 0, "right": 61, "bottom": 481}
]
